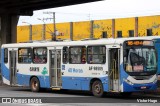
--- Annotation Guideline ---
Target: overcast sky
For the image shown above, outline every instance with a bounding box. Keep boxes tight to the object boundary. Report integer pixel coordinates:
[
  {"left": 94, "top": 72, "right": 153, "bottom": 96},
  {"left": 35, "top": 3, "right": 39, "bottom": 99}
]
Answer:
[{"left": 18, "top": 0, "right": 160, "bottom": 26}]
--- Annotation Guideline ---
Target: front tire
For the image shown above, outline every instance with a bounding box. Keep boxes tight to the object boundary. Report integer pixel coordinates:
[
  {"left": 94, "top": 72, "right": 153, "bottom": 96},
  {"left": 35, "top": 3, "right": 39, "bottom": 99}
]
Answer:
[
  {"left": 92, "top": 80, "right": 104, "bottom": 97},
  {"left": 30, "top": 77, "right": 40, "bottom": 92}
]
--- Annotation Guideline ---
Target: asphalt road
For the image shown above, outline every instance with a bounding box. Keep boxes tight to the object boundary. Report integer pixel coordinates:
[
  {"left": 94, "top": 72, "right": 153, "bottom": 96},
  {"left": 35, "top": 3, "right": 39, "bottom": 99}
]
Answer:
[{"left": 0, "top": 85, "right": 159, "bottom": 106}]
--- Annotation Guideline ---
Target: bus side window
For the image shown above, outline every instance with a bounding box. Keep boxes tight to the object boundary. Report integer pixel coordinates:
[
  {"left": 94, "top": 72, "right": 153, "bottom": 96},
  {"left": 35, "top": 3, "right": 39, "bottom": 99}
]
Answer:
[
  {"left": 87, "top": 46, "right": 106, "bottom": 64},
  {"left": 4, "top": 48, "right": 8, "bottom": 63},
  {"left": 81, "top": 47, "right": 86, "bottom": 64},
  {"left": 18, "top": 48, "right": 32, "bottom": 63},
  {"left": 33, "top": 47, "right": 47, "bottom": 64},
  {"left": 63, "top": 47, "right": 68, "bottom": 64},
  {"left": 69, "top": 46, "right": 86, "bottom": 64}
]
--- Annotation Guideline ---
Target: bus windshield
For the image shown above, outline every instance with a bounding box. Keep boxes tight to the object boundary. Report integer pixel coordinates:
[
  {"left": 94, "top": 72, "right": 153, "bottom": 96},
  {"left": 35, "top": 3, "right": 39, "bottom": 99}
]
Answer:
[{"left": 124, "top": 47, "right": 157, "bottom": 76}]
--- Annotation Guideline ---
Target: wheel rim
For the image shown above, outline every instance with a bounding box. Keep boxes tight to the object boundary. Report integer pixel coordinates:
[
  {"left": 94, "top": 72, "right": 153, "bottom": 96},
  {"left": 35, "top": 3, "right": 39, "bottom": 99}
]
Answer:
[
  {"left": 32, "top": 81, "right": 38, "bottom": 90},
  {"left": 94, "top": 82, "right": 101, "bottom": 94}
]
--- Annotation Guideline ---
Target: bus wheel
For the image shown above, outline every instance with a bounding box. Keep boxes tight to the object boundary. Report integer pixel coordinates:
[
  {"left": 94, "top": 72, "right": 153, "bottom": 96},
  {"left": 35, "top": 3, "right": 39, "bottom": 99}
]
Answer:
[
  {"left": 30, "top": 77, "right": 40, "bottom": 92},
  {"left": 92, "top": 80, "right": 104, "bottom": 97}
]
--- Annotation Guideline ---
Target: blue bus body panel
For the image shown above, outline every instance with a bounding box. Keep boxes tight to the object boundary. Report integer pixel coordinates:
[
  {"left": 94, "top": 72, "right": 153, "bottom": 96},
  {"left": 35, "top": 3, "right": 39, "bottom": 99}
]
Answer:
[
  {"left": 154, "top": 39, "right": 160, "bottom": 75},
  {"left": 123, "top": 81, "right": 157, "bottom": 92},
  {"left": 16, "top": 73, "right": 50, "bottom": 88},
  {"left": 120, "top": 64, "right": 157, "bottom": 92},
  {"left": 1, "top": 49, "right": 10, "bottom": 81},
  {"left": 62, "top": 77, "right": 108, "bottom": 91}
]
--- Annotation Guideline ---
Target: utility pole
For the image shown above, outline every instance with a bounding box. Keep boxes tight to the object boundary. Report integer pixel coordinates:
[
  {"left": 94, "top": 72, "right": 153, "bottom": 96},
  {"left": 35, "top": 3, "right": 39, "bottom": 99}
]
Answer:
[
  {"left": 53, "top": 12, "right": 56, "bottom": 41},
  {"left": 70, "top": 22, "right": 73, "bottom": 41},
  {"left": 135, "top": 17, "right": 138, "bottom": 37},
  {"left": 37, "top": 18, "right": 46, "bottom": 40},
  {"left": 90, "top": 20, "right": 94, "bottom": 38},
  {"left": 43, "top": 11, "right": 56, "bottom": 41},
  {"left": 42, "top": 23, "right": 46, "bottom": 40},
  {"left": 29, "top": 24, "right": 32, "bottom": 41}
]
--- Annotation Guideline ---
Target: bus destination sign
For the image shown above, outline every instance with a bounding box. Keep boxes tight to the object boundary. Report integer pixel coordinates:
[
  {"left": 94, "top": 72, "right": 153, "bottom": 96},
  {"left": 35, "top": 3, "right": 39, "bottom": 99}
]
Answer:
[{"left": 126, "top": 40, "right": 154, "bottom": 46}]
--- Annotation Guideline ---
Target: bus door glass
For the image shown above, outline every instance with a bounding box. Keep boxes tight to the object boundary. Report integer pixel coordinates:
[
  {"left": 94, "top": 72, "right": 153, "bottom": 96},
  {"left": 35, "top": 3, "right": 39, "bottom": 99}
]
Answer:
[
  {"left": 50, "top": 49, "right": 62, "bottom": 87},
  {"left": 109, "top": 48, "right": 120, "bottom": 92},
  {"left": 9, "top": 51, "right": 17, "bottom": 85}
]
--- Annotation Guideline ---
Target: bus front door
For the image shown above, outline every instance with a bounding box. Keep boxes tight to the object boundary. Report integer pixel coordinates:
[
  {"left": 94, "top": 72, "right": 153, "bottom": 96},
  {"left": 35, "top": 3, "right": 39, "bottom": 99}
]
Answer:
[
  {"left": 109, "top": 48, "right": 120, "bottom": 92},
  {"left": 50, "top": 49, "right": 62, "bottom": 89},
  {"left": 9, "top": 51, "right": 17, "bottom": 86}
]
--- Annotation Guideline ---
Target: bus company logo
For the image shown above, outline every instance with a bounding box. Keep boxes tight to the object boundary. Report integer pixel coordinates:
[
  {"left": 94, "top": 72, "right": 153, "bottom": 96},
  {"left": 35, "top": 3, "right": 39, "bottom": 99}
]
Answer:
[
  {"left": 2, "top": 98, "right": 11, "bottom": 103},
  {"left": 41, "top": 67, "right": 48, "bottom": 75},
  {"left": 68, "top": 68, "right": 83, "bottom": 73}
]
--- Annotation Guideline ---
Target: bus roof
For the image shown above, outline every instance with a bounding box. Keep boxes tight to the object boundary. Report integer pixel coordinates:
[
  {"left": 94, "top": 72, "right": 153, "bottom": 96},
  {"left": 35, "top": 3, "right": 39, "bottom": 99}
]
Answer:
[
  {"left": 133, "top": 36, "right": 160, "bottom": 40},
  {"left": 1, "top": 37, "right": 155, "bottom": 48}
]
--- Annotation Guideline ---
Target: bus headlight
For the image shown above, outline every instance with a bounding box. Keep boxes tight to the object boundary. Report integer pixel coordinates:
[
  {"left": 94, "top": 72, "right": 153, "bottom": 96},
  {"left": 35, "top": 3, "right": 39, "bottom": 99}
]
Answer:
[{"left": 124, "top": 78, "right": 134, "bottom": 85}]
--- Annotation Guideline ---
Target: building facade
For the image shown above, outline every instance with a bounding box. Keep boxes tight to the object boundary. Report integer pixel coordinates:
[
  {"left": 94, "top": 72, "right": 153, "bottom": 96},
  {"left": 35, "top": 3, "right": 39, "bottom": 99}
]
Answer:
[{"left": 17, "top": 15, "right": 160, "bottom": 42}]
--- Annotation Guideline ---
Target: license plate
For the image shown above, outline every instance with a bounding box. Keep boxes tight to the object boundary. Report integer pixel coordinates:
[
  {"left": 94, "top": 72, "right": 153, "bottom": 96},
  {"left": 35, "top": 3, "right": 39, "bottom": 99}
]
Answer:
[{"left": 141, "top": 86, "right": 146, "bottom": 89}]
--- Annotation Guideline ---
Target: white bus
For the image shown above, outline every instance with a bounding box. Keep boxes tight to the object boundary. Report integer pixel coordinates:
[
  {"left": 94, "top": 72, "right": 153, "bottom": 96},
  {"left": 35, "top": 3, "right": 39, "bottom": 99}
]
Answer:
[{"left": 1, "top": 37, "right": 158, "bottom": 97}]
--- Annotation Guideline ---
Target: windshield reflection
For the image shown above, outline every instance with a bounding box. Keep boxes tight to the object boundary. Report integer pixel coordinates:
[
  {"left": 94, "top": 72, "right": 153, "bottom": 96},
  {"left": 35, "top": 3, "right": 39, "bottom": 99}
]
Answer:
[{"left": 124, "top": 47, "right": 157, "bottom": 74}]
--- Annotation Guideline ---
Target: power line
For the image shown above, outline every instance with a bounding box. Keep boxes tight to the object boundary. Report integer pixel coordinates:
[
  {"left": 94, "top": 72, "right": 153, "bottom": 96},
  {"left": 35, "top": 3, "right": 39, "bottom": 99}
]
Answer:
[{"left": 43, "top": 12, "right": 56, "bottom": 41}]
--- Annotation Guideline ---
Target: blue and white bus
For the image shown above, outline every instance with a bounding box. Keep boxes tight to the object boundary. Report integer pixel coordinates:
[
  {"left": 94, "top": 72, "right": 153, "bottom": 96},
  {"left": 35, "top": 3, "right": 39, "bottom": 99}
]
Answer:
[{"left": 1, "top": 37, "right": 158, "bottom": 97}]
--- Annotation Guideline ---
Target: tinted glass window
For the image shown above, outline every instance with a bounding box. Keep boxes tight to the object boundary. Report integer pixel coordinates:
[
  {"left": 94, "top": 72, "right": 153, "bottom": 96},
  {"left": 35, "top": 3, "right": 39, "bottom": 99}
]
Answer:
[
  {"left": 87, "top": 46, "right": 106, "bottom": 64},
  {"left": 18, "top": 48, "right": 32, "bottom": 63},
  {"left": 69, "top": 46, "right": 86, "bottom": 64},
  {"left": 33, "top": 47, "right": 47, "bottom": 64},
  {"left": 63, "top": 47, "right": 68, "bottom": 64},
  {"left": 4, "top": 49, "right": 8, "bottom": 63}
]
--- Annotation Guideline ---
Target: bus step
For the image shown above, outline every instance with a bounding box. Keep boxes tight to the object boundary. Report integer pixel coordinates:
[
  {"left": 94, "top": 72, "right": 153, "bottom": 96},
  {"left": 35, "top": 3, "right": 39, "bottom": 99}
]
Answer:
[
  {"left": 51, "top": 87, "right": 61, "bottom": 90},
  {"left": 110, "top": 90, "right": 117, "bottom": 92}
]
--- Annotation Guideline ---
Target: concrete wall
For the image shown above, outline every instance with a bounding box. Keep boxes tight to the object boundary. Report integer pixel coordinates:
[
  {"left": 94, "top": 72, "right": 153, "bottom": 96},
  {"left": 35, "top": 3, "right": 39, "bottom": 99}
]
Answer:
[
  {"left": 1, "top": 15, "right": 19, "bottom": 44},
  {"left": 93, "top": 19, "right": 112, "bottom": 38},
  {"left": 56, "top": 22, "right": 70, "bottom": 40},
  {"left": 73, "top": 21, "right": 90, "bottom": 40},
  {"left": 138, "top": 15, "right": 160, "bottom": 36},
  {"left": 115, "top": 17, "right": 135, "bottom": 38},
  {"left": 17, "top": 15, "right": 160, "bottom": 42},
  {"left": 17, "top": 26, "right": 30, "bottom": 42}
]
